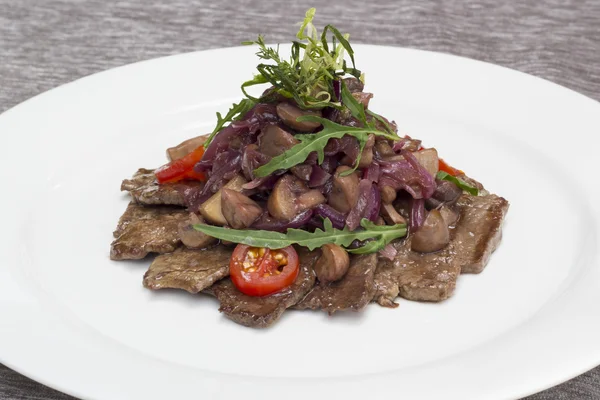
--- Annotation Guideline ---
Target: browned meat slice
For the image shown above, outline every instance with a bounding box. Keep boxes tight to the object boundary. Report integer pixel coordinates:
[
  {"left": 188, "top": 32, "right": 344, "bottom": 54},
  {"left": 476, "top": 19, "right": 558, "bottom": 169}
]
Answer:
[
  {"left": 452, "top": 194, "right": 509, "bottom": 273},
  {"left": 110, "top": 202, "right": 188, "bottom": 260},
  {"left": 373, "top": 194, "right": 509, "bottom": 307},
  {"left": 121, "top": 168, "right": 202, "bottom": 206},
  {"left": 294, "top": 253, "right": 377, "bottom": 313},
  {"left": 204, "top": 248, "right": 319, "bottom": 328},
  {"left": 373, "top": 238, "right": 461, "bottom": 307},
  {"left": 143, "top": 246, "right": 230, "bottom": 293}
]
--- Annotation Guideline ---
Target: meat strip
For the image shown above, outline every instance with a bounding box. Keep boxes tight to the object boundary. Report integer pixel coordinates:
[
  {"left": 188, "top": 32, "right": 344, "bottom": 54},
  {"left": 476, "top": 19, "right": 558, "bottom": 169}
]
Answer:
[
  {"left": 294, "top": 253, "right": 377, "bottom": 314},
  {"left": 204, "top": 248, "right": 318, "bottom": 328},
  {"left": 121, "top": 168, "right": 202, "bottom": 206},
  {"left": 110, "top": 202, "right": 187, "bottom": 260},
  {"left": 143, "top": 246, "right": 230, "bottom": 293}
]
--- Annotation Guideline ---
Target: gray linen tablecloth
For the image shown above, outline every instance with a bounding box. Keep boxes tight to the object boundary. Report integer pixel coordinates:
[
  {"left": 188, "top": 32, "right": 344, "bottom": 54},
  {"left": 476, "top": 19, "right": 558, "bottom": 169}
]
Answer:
[{"left": 1, "top": 1, "right": 599, "bottom": 399}]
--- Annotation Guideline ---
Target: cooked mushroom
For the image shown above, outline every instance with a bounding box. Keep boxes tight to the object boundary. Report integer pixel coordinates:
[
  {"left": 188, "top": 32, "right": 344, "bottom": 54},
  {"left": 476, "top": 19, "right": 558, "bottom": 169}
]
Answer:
[
  {"left": 167, "top": 135, "right": 208, "bottom": 161},
  {"left": 276, "top": 102, "right": 322, "bottom": 132},
  {"left": 352, "top": 92, "right": 373, "bottom": 108},
  {"left": 343, "top": 77, "right": 364, "bottom": 93},
  {"left": 381, "top": 203, "right": 406, "bottom": 225},
  {"left": 258, "top": 125, "right": 299, "bottom": 157},
  {"left": 425, "top": 179, "right": 462, "bottom": 209},
  {"left": 314, "top": 243, "right": 350, "bottom": 283},
  {"left": 358, "top": 134, "right": 375, "bottom": 168},
  {"left": 268, "top": 175, "right": 300, "bottom": 220},
  {"left": 439, "top": 205, "right": 459, "bottom": 227},
  {"left": 374, "top": 139, "right": 395, "bottom": 158},
  {"left": 296, "top": 189, "right": 326, "bottom": 211},
  {"left": 267, "top": 175, "right": 325, "bottom": 220},
  {"left": 290, "top": 164, "right": 313, "bottom": 181},
  {"left": 380, "top": 185, "right": 397, "bottom": 204},
  {"left": 199, "top": 174, "right": 247, "bottom": 225},
  {"left": 328, "top": 165, "right": 360, "bottom": 213},
  {"left": 221, "top": 189, "right": 263, "bottom": 229},
  {"left": 178, "top": 213, "right": 216, "bottom": 249},
  {"left": 411, "top": 209, "right": 450, "bottom": 253},
  {"left": 412, "top": 148, "right": 439, "bottom": 177}
]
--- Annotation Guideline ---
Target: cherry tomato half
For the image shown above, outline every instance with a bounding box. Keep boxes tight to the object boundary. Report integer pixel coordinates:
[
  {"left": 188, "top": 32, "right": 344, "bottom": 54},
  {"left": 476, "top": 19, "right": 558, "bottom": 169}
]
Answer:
[
  {"left": 154, "top": 145, "right": 206, "bottom": 184},
  {"left": 229, "top": 245, "right": 299, "bottom": 297},
  {"left": 438, "top": 158, "right": 464, "bottom": 177}
]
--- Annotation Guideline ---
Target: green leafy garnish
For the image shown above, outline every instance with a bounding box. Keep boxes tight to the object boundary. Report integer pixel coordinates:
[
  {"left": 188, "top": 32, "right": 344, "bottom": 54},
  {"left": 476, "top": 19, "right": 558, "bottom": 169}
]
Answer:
[
  {"left": 366, "top": 109, "right": 397, "bottom": 136},
  {"left": 253, "top": 116, "right": 399, "bottom": 177},
  {"left": 193, "top": 218, "right": 407, "bottom": 254},
  {"left": 204, "top": 99, "right": 257, "bottom": 148},
  {"left": 241, "top": 8, "right": 360, "bottom": 109},
  {"left": 436, "top": 171, "right": 479, "bottom": 196},
  {"left": 340, "top": 80, "right": 368, "bottom": 126}
]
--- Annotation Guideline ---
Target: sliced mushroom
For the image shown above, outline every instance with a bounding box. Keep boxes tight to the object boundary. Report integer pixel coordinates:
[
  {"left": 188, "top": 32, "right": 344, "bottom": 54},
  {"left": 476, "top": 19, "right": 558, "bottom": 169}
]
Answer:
[
  {"left": 276, "top": 102, "right": 322, "bottom": 132},
  {"left": 352, "top": 92, "right": 373, "bottom": 109},
  {"left": 290, "top": 164, "right": 313, "bottom": 181},
  {"left": 314, "top": 243, "right": 350, "bottom": 283},
  {"left": 411, "top": 209, "right": 450, "bottom": 253},
  {"left": 178, "top": 213, "right": 217, "bottom": 249},
  {"left": 425, "top": 179, "right": 462, "bottom": 209},
  {"left": 296, "top": 189, "right": 326, "bottom": 211},
  {"left": 199, "top": 174, "right": 247, "bottom": 225},
  {"left": 258, "top": 125, "right": 299, "bottom": 157},
  {"left": 328, "top": 166, "right": 360, "bottom": 213},
  {"left": 374, "top": 139, "right": 395, "bottom": 158},
  {"left": 358, "top": 134, "right": 375, "bottom": 168},
  {"left": 221, "top": 189, "right": 263, "bottom": 229},
  {"left": 343, "top": 77, "right": 364, "bottom": 93},
  {"left": 167, "top": 135, "right": 208, "bottom": 161},
  {"left": 412, "top": 148, "right": 439, "bottom": 177},
  {"left": 267, "top": 175, "right": 300, "bottom": 220},
  {"left": 380, "top": 186, "right": 397, "bottom": 204},
  {"left": 381, "top": 203, "right": 406, "bottom": 225}
]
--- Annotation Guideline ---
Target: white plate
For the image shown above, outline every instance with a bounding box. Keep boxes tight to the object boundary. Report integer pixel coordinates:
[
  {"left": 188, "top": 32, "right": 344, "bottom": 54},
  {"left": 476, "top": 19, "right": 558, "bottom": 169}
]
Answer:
[{"left": 0, "top": 45, "right": 599, "bottom": 400}]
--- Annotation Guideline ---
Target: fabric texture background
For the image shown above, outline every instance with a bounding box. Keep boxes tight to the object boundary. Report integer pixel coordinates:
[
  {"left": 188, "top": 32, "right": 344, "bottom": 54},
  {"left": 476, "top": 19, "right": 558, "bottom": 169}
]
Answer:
[{"left": 0, "top": 0, "right": 599, "bottom": 398}]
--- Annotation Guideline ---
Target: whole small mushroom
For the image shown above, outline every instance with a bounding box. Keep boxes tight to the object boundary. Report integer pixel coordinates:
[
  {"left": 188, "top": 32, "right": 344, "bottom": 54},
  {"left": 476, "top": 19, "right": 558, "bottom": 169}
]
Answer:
[
  {"left": 314, "top": 243, "right": 350, "bottom": 283},
  {"left": 411, "top": 209, "right": 450, "bottom": 253},
  {"left": 276, "top": 102, "right": 322, "bottom": 132}
]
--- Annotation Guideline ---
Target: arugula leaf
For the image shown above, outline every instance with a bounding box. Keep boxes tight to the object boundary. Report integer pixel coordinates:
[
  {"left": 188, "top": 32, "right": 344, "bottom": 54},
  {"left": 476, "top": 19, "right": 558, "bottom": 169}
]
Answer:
[
  {"left": 204, "top": 98, "right": 257, "bottom": 148},
  {"left": 341, "top": 80, "right": 367, "bottom": 126},
  {"left": 193, "top": 218, "right": 407, "bottom": 253},
  {"left": 366, "top": 109, "right": 397, "bottom": 136},
  {"left": 253, "top": 116, "right": 399, "bottom": 177},
  {"left": 436, "top": 171, "right": 479, "bottom": 196}
]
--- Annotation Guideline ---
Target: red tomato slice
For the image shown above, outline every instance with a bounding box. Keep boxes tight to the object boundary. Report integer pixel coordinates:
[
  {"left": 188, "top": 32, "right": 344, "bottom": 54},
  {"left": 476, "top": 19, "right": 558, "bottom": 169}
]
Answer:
[
  {"left": 154, "top": 145, "right": 206, "bottom": 184},
  {"left": 438, "top": 158, "right": 463, "bottom": 176},
  {"left": 229, "top": 245, "right": 300, "bottom": 297}
]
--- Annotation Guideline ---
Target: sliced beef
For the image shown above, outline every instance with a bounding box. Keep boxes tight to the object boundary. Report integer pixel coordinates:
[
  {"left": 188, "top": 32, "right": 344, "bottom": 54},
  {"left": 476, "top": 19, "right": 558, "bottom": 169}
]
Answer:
[
  {"left": 143, "top": 246, "right": 230, "bottom": 293},
  {"left": 204, "top": 248, "right": 319, "bottom": 328},
  {"left": 294, "top": 253, "right": 377, "bottom": 313},
  {"left": 452, "top": 194, "right": 509, "bottom": 273},
  {"left": 373, "top": 238, "right": 461, "bottom": 307},
  {"left": 373, "top": 194, "right": 509, "bottom": 306},
  {"left": 121, "top": 168, "right": 202, "bottom": 206},
  {"left": 110, "top": 202, "right": 188, "bottom": 260}
]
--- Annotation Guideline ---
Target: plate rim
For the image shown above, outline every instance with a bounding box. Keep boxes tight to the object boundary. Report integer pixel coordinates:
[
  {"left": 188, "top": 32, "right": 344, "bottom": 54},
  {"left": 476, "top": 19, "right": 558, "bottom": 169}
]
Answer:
[{"left": 1, "top": 44, "right": 599, "bottom": 400}]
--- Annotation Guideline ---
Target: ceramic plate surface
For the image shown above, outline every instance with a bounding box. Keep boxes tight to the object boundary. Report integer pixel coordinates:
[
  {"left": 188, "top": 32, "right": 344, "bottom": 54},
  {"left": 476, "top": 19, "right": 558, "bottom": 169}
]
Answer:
[{"left": 1, "top": 45, "right": 599, "bottom": 400}]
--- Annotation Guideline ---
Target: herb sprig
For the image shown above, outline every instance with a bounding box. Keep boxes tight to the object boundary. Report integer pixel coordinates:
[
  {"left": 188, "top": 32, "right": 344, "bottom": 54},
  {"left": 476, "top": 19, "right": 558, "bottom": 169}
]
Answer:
[
  {"left": 239, "top": 8, "right": 361, "bottom": 110},
  {"left": 193, "top": 218, "right": 407, "bottom": 254},
  {"left": 204, "top": 99, "right": 256, "bottom": 148}
]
